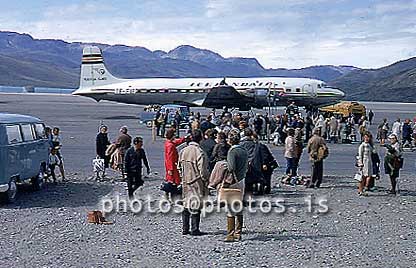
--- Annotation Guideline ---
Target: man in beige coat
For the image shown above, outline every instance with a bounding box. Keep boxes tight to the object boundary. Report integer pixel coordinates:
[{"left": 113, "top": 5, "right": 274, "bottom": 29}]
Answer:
[
  {"left": 179, "top": 129, "right": 210, "bottom": 236},
  {"left": 306, "top": 128, "right": 327, "bottom": 188}
]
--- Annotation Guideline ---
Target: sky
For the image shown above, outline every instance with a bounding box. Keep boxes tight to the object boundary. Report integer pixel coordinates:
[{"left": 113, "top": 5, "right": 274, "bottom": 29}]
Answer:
[{"left": 0, "top": 0, "right": 415, "bottom": 69}]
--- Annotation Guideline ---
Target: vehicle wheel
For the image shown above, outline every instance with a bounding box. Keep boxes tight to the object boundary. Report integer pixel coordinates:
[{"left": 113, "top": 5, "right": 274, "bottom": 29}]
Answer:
[
  {"left": 0, "top": 177, "right": 18, "bottom": 203},
  {"left": 146, "top": 121, "right": 153, "bottom": 128},
  {"left": 32, "top": 173, "right": 44, "bottom": 191}
]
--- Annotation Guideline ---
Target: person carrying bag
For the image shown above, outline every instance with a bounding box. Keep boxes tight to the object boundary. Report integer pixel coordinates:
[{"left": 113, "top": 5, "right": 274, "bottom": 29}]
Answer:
[{"left": 210, "top": 130, "right": 248, "bottom": 242}]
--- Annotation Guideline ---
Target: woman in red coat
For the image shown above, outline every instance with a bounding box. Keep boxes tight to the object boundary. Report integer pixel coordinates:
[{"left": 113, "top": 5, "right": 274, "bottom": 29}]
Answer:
[{"left": 164, "top": 128, "right": 186, "bottom": 185}]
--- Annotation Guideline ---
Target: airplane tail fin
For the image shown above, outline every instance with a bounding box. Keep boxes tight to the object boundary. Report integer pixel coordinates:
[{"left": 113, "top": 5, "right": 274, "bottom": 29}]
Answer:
[{"left": 78, "top": 46, "right": 122, "bottom": 89}]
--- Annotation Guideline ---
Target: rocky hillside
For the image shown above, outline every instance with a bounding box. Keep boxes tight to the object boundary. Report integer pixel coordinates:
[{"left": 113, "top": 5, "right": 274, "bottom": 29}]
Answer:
[
  {"left": 329, "top": 57, "right": 416, "bottom": 102},
  {"left": 0, "top": 31, "right": 357, "bottom": 89}
]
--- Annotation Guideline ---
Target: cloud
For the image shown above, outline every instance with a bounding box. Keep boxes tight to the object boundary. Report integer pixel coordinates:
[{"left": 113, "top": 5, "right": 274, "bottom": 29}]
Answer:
[{"left": 0, "top": 0, "right": 415, "bottom": 69}]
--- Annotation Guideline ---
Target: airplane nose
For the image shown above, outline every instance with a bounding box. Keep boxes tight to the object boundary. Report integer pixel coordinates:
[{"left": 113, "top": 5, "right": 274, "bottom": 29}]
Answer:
[{"left": 338, "top": 89, "right": 345, "bottom": 98}]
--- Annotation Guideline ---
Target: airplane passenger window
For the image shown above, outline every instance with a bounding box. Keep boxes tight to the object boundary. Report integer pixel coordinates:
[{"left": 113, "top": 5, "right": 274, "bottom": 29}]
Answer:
[
  {"left": 6, "top": 125, "right": 23, "bottom": 144},
  {"left": 286, "top": 88, "right": 291, "bottom": 92},
  {"left": 296, "top": 88, "right": 301, "bottom": 92},
  {"left": 259, "top": 83, "right": 263, "bottom": 86},
  {"left": 190, "top": 83, "right": 194, "bottom": 87},
  {"left": 205, "top": 83, "right": 210, "bottom": 87}
]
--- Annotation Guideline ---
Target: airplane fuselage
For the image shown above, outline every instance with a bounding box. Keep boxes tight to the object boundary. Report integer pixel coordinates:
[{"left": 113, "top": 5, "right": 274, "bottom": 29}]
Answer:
[
  {"left": 74, "top": 77, "right": 344, "bottom": 110},
  {"left": 73, "top": 46, "right": 345, "bottom": 110}
]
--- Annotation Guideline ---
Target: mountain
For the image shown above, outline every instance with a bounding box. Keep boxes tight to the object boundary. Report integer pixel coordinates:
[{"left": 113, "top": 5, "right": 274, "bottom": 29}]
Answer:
[
  {"left": 329, "top": 57, "right": 416, "bottom": 102},
  {"left": 0, "top": 31, "right": 359, "bottom": 89}
]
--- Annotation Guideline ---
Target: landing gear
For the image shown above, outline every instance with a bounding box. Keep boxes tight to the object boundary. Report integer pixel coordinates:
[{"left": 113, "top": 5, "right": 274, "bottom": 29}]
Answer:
[{"left": 305, "top": 105, "right": 319, "bottom": 117}]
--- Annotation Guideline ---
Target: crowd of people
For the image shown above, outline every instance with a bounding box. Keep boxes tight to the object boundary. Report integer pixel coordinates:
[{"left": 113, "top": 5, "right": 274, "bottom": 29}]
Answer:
[{"left": 92, "top": 105, "right": 411, "bottom": 242}]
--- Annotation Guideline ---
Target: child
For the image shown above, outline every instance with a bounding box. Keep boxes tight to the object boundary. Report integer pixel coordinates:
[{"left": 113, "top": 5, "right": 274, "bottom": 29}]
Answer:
[
  {"left": 52, "top": 127, "right": 66, "bottom": 181},
  {"left": 48, "top": 148, "right": 61, "bottom": 184}
]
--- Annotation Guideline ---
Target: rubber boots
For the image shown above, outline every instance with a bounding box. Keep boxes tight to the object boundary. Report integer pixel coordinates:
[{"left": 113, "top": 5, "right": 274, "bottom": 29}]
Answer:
[
  {"left": 225, "top": 216, "right": 235, "bottom": 242},
  {"left": 234, "top": 215, "right": 243, "bottom": 241}
]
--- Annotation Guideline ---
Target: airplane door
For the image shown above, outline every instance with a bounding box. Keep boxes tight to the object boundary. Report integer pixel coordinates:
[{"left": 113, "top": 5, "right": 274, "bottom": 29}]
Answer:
[{"left": 303, "top": 84, "right": 316, "bottom": 98}]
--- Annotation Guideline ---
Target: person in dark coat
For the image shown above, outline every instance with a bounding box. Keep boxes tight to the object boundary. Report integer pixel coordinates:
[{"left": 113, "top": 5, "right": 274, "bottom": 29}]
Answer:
[
  {"left": 200, "top": 115, "right": 215, "bottom": 134},
  {"left": 240, "top": 128, "right": 264, "bottom": 193},
  {"left": 211, "top": 132, "right": 231, "bottom": 164},
  {"left": 402, "top": 119, "right": 412, "bottom": 147},
  {"left": 174, "top": 111, "right": 182, "bottom": 138},
  {"left": 253, "top": 114, "right": 263, "bottom": 137},
  {"left": 258, "top": 140, "right": 278, "bottom": 194},
  {"left": 96, "top": 125, "right": 111, "bottom": 169},
  {"left": 368, "top": 110, "right": 374, "bottom": 125},
  {"left": 124, "top": 137, "right": 150, "bottom": 198},
  {"left": 200, "top": 129, "right": 217, "bottom": 171}
]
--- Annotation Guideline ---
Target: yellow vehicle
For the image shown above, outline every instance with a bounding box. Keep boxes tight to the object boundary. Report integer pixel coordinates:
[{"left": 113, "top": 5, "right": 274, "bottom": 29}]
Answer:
[{"left": 319, "top": 101, "right": 366, "bottom": 122}]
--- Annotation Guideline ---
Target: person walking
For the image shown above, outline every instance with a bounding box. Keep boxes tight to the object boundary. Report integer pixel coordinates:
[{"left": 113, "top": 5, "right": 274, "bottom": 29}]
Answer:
[
  {"left": 179, "top": 130, "right": 210, "bottom": 236},
  {"left": 368, "top": 110, "right": 374, "bottom": 125},
  {"left": 96, "top": 125, "right": 111, "bottom": 174},
  {"left": 124, "top": 137, "right": 150, "bottom": 198},
  {"left": 306, "top": 128, "right": 327, "bottom": 188},
  {"left": 384, "top": 134, "right": 403, "bottom": 195},
  {"left": 356, "top": 132, "right": 376, "bottom": 196}
]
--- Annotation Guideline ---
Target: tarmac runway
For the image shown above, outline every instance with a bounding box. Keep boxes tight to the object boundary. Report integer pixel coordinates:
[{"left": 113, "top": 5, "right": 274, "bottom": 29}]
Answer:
[{"left": 0, "top": 93, "right": 415, "bottom": 267}]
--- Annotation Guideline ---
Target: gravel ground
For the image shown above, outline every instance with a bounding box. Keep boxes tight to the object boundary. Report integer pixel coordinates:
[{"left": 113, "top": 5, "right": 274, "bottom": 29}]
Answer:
[{"left": 0, "top": 94, "right": 415, "bottom": 267}]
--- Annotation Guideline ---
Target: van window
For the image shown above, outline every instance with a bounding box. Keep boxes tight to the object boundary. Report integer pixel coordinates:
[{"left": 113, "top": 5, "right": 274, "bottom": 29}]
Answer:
[
  {"left": 21, "top": 124, "right": 35, "bottom": 141},
  {"left": 6, "top": 125, "right": 23, "bottom": 144},
  {"left": 34, "top": 123, "right": 46, "bottom": 139}
]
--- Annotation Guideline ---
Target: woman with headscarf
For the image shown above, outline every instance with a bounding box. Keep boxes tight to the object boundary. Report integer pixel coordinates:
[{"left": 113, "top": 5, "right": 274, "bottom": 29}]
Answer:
[{"left": 357, "top": 132, "right": 377, "bottom": 196}]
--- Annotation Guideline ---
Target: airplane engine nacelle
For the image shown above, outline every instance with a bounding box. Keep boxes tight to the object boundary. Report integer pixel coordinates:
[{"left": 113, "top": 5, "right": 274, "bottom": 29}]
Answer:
[
  {"left": 203, "top": 86, "right": 255, "bottom": 110},
  {"left": 253, "top": 88, "right": 269, "bottom": 107}
]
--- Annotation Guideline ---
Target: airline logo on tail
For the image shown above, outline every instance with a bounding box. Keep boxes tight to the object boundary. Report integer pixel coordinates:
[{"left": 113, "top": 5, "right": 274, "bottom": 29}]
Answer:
[{"left": 79, "top": 46, "right": 123, "bottom": 89}]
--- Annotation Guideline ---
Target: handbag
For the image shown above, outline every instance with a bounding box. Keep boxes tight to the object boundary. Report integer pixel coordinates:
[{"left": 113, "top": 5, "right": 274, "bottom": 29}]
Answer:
[
  {"left": 87, "top": 210, "right": 112, "bottom": 224},
  {"left": 93, "top": 157, "right": 105, "bottom": 172},
  {"left": 393, "top": 156, "right": 404, "bottom": 169},
  {"left": 353, "top": 173, "right": 363, "bottom": 182},
  {"left": 160, "top": 181, "right": 182, "bottom": 195},
  {"left": 218, "top": 180, "right": 243, "bottom": 205},
  {"left": 269, "top": 159, "right": 279, "bottom": 170}
]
